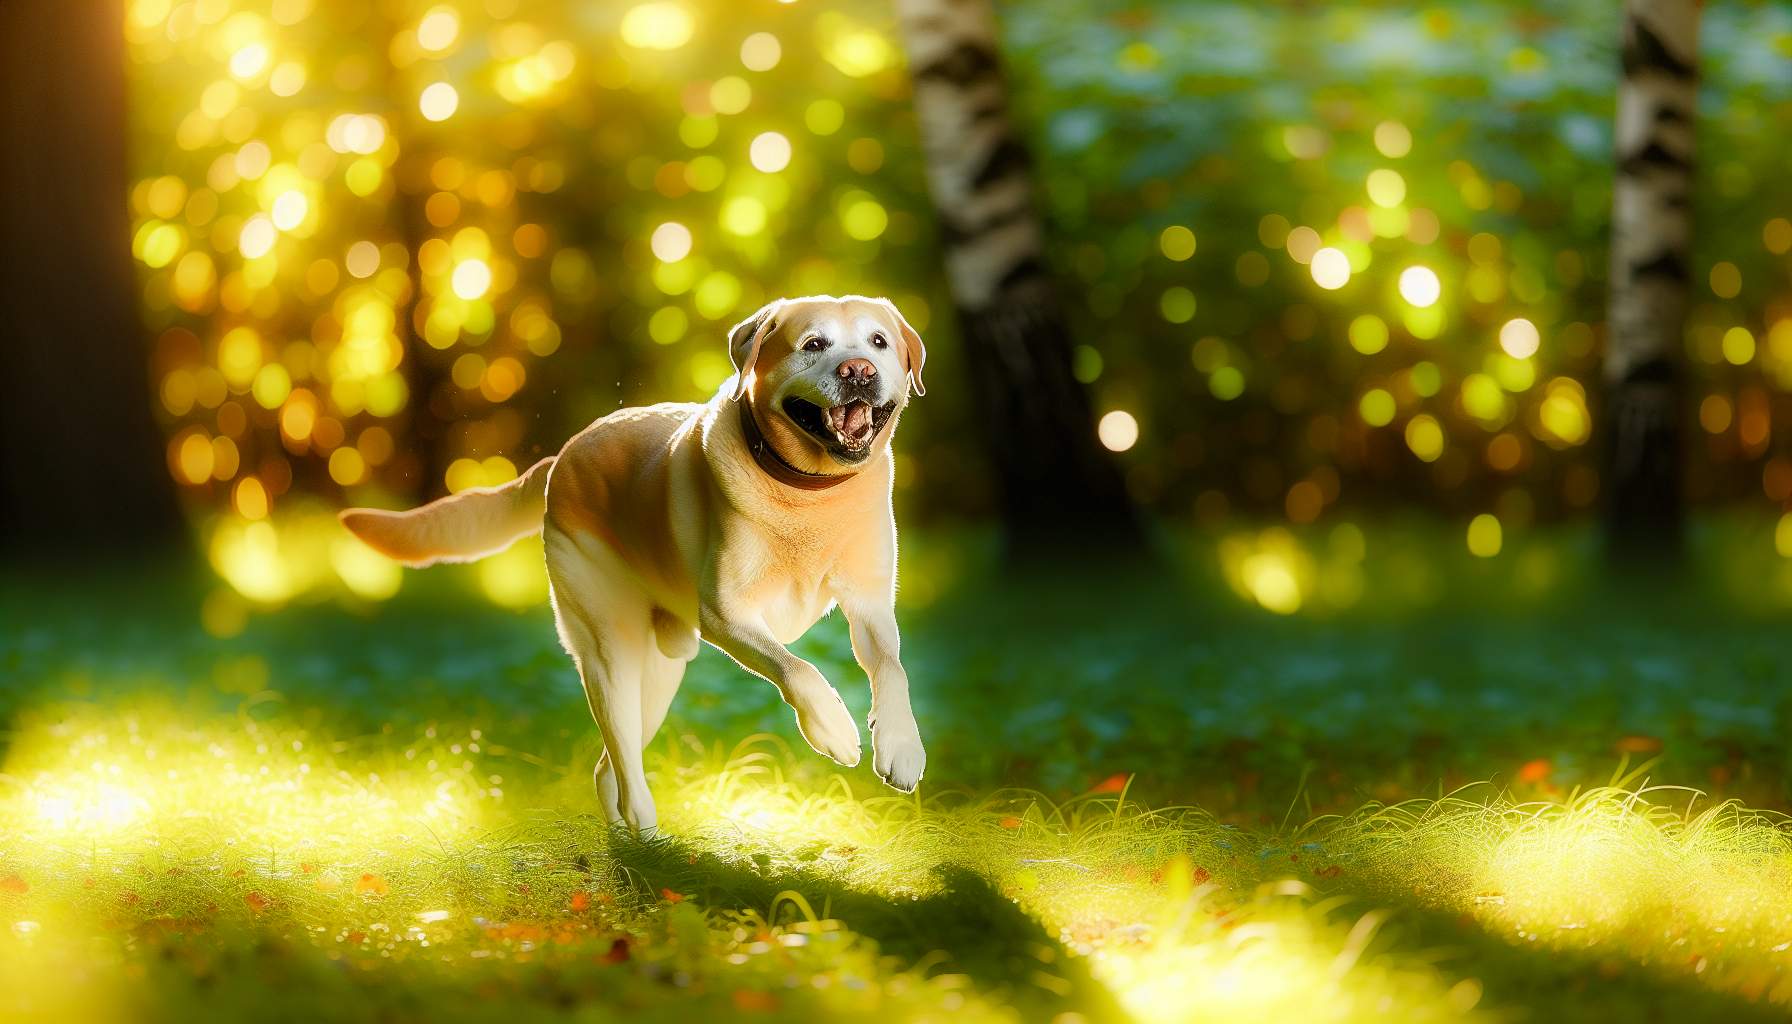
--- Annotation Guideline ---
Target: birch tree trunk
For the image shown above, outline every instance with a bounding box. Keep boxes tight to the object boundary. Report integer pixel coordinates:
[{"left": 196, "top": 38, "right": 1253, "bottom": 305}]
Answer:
[
  {"left": 1605, "top": 0, "right": 1699, "bottom": 555},
  {"left": 893, "top": 0, "right": 1142, "bottom": 554}
]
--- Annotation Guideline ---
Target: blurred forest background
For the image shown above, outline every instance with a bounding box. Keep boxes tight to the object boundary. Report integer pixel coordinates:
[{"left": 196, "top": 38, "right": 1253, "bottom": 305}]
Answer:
[{"left": 10, "top": 0, "right": 1792, "bottom": 608}]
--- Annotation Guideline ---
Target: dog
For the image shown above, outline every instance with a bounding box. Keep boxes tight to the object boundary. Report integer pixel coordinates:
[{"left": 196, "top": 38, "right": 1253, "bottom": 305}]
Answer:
[{"left": 340, "top": 295, "right": 927, "bottom": 834}]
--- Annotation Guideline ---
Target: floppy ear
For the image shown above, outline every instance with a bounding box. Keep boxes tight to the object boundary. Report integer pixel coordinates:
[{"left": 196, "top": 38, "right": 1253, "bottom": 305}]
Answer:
[
  {"left": 881, "top": 299, "right": 927, "bottom": 397},
  {"left": 727, "top": 300, "right": 781, "bottom": 402}
]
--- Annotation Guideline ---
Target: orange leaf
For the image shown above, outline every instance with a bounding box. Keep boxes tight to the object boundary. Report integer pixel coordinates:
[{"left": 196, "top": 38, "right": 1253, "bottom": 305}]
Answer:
[
  {"left": 1091, "top": 773, "right": 1131, "bottom": 794},
  {"left": 999, "top": 816, "right": 1023, "bottom": 829},
  {"left": 0, "top": 875, "right": 28, "bottom": 895},
  {"left": 354, "top": 873, "right": 389, "bottom": 897},
  {"left": 660, "top": 889, "right": 684, "bottom": 904},
  {"left": 731, "top": 990, "right": 780, "bottom": 1013},
  {"left": 1616, "top": 735, "right": 1663, "bottom": 754},
  {"left": 1517, "top": 759, "right": 1551, "bottom": 784},
  {"left": 244, "top": 891, "right": 272, "bottom": 913},
  {"left": 570, "top": 890, "right": 591, "bottom": 912}
]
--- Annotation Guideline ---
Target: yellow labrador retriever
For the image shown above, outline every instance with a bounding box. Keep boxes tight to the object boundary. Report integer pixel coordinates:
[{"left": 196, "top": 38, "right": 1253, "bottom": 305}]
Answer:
[{"left": 340, "top": 295, "right": 927, "bottom": 833}]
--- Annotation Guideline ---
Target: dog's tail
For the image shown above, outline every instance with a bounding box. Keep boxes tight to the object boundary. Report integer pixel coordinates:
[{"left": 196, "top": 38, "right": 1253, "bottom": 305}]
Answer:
[{"left": 339, "top": 456, "right": 555, "bottom": 568}]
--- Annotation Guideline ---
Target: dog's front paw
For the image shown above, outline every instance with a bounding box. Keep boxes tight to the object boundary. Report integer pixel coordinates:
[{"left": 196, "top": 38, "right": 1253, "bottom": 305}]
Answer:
[
  {"left": 872, "top": 726, "right": 926, "bottom": 793},
  {"left": 795, "top": 692, "right": 862, "bottom": 768}
]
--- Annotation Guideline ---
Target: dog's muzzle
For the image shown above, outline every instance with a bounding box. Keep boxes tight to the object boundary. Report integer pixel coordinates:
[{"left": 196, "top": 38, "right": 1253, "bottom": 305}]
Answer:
[{"left": 782, "top": 387, "right": 897, "bottom": 461}]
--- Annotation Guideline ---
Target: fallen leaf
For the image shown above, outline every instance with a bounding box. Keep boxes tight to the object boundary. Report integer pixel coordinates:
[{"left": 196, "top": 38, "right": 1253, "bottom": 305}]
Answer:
[
  {"left": 999, "top": 816, "right": 1023, "bottom": 829},
  {"left": 660, "top": 889, "right": 684, "bottom": 904},
  {"left": 731, "top": 990, "right": 779, "bottom": 1012},
  {"left": 1091, "top": 773, "right": 1131, "bottom": 794},
  {"left": 570, "top": 890, "right": 591, "bottom": 912},
  {"left": 1616, "top": 735, "right": 1663, "bottom": 754},
  {"left": 355, "top": 873, "right": 389, "bottom": 897},
  {"left": 244, "top": 891, "right": 271, "bottom": 913},
  {"left": 0, "top": 875, "right": 28, "bottom": 895},
  {"left": 1517, "top": 759, "right": 1550, "bottom": 784}
]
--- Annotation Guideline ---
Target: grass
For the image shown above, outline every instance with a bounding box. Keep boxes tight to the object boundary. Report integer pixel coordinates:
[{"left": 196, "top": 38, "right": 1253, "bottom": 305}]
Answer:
[{"left": 6, "top": 520, "right": 1792, "bottom": 1021}]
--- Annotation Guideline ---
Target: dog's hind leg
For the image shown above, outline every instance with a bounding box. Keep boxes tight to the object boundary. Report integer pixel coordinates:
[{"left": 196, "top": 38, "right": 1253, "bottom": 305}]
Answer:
[
  {"left": 547, "top": 528, "right": 658, "bottom": 834},
  {"left": 640, "top": 647, "right": 689, "bottom": 747},
  {"left": 595, "top": 641, "right": 689, "bottom": 818},
  {"left": 592, "top": 752, "right": 621, "bottom": 824},
  {"left": 570, "top": 616, "right": 656, "bottom": 833},
  {"left": 591, "top": 648, "right": 686, "bottom": 827}
]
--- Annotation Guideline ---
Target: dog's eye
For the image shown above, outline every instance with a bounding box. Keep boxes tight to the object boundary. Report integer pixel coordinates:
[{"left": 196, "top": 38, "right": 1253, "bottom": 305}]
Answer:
[
  {"left": 802, "top": 336, "right": 827, "bottom": 352},
  {"left": 869, "top": 333, "right": 888, "bottom": 348}
]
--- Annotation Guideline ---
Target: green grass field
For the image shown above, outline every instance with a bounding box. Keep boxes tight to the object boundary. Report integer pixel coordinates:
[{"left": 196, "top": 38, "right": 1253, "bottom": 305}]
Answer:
[{"left": 6, "top": 523, "right": 1792, "bottom": 1022}]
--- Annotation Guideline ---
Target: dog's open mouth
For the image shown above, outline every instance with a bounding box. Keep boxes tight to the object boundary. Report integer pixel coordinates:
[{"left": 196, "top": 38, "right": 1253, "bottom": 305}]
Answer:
[{"left": 782, "top": 397, "right": 896, "bottom": 459}]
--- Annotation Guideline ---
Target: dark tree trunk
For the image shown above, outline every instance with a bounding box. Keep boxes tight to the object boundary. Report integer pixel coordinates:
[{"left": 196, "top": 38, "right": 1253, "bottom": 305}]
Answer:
[
  {"left": 893, "top": 0, "right": 1142, "bottom": 556},
  {"left": 1604, "top": 0, "right": 1699, "bottom": 560},
  {"left": 0, "top": 0, "right": 186, "bottom": 557}
]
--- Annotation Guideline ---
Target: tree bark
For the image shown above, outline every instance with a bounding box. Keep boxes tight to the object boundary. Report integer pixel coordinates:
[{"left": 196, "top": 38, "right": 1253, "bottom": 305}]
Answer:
[
  {"left": 0, "top": 0, "right": 186, "bottom": 558},
  {"left": 1604, "top": 0, "right": 1699, "bottom": 558},
  {"left": 893, "top": 0, "right": 1142, "bottom": 555}
]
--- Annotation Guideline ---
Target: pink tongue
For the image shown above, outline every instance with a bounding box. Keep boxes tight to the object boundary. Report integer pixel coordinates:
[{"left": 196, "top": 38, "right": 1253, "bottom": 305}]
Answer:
[{"left": 843, "top": 403, "right": 871, "bottom": 436}]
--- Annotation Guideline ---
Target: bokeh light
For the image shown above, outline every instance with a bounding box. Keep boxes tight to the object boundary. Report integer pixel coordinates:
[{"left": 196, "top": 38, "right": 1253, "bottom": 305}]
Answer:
[
  {"left": 1467, "top": 513, "right": 1503, "bottom": 557},
  {"left": 1309, "top": 247, "right": 1351, "bottom": 290},
  {"left": 620, "top": 3, "right": 694, "bottom": 51},
  {"left": 651, "top": 221, "right": 693, "bottom": 262},
  {"left": 418, "top": 82, "right": 459, "bottom": 122},
  {"left": 749, "top": 131, "right": 792, "bottom": 173},
  {"left": 1098, "top": 410, "right": 1140, "bottom": 452},
  {"left": 1499, "top": 318, "right": 1540, "bottom": 359},
  {"left": 1398, "top": 265, "right": 1441, "bottom": 307}
]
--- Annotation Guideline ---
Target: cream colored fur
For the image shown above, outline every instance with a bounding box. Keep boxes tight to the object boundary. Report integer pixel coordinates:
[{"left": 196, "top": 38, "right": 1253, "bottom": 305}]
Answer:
[{"left": 341, "top": 296, "right": 927, "bottom": 834}]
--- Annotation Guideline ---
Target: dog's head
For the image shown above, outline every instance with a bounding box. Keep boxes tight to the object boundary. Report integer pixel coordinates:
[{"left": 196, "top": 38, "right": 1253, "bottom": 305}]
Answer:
[{"left": 727, "top": 295, "right": 926, "bottom": 472}]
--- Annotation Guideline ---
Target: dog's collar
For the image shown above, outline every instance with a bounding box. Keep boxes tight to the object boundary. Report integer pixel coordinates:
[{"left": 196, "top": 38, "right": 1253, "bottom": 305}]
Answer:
[{"left": 737, "top": 398, "right": 857, "bottom": 491}]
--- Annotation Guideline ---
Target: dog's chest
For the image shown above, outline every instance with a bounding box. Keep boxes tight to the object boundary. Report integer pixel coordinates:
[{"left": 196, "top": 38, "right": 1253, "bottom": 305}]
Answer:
[
  {"left": 758, "top": 572, "right": 835, "bottom": 645},
  {"left": 732, "top": 493, "right": 881, "bottom": 645}
]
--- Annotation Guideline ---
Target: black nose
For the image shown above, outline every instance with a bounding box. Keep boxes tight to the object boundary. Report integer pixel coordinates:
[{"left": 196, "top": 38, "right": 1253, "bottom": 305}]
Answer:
[{"left": 836, "top": 358, "right": 877, "bottom": 384}]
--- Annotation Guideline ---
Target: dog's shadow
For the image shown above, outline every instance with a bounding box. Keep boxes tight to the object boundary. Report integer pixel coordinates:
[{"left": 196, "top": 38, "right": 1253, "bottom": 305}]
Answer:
[{"left": 605, "top": 829, "right": 1126, "bottom": 1022}]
